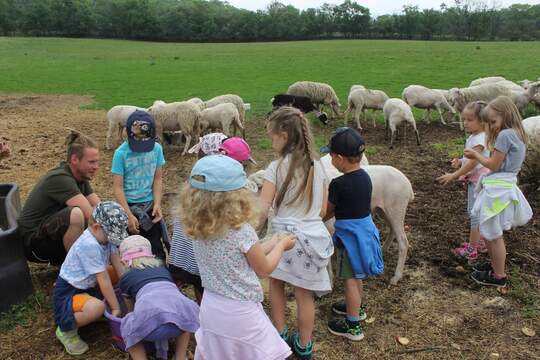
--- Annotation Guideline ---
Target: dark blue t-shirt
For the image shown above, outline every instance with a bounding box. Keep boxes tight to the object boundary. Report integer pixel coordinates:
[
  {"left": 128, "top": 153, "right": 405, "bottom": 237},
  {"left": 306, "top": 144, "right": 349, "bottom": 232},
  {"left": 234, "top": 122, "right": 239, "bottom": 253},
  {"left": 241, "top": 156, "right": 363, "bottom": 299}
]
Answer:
[
  {"left": 119, "top": 265, "right": 174, "bottom": 299},
  {"left": 328, "top": 169, "right": 372, "bottom": 220}
]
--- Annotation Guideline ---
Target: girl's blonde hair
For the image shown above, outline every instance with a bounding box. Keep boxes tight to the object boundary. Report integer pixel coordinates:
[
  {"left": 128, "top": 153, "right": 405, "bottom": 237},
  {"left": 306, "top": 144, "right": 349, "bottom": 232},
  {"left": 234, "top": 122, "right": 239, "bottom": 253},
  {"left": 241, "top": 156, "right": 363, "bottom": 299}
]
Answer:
[
  {"left": 266, "top": 106, "right": 317, "bottom": 213},
  {"left": 481, "top": 96, "right": 528, "bottom": 150},
  {"left": 463, "top": 101, "right": 487, "bottom": 120},
  {"left": 119, "top": 235, "right": 162, "bottom": 269},
  {"left": 179, "top": 185, "right": 258, "bottom": 240}
]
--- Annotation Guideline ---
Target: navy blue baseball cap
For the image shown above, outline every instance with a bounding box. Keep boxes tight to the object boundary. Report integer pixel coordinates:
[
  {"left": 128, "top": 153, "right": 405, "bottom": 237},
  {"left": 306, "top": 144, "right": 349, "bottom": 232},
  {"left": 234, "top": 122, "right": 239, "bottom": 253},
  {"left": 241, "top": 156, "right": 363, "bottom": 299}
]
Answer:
[
  {"left": 126, "top": 110, "right": 156, "bottom": 152},
  {"left": 320, "top": 127, "right": 365, "bottom": 156}
]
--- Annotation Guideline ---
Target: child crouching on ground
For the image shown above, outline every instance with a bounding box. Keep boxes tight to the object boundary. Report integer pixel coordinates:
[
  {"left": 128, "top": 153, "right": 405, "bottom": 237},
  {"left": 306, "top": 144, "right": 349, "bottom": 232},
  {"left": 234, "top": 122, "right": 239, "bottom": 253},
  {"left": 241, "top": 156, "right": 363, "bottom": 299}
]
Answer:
[
  {"left": 180, "top": 154, "right": 295, "bottom": 360},
  {"left": 119, "top": 235, "right": 200, "bottom": 360},
  {"left": 321, "top": 128, "right": 384, "bottom": 341},
  {"left": 53, "top": 201, "right": 128, "bottom": 355}
]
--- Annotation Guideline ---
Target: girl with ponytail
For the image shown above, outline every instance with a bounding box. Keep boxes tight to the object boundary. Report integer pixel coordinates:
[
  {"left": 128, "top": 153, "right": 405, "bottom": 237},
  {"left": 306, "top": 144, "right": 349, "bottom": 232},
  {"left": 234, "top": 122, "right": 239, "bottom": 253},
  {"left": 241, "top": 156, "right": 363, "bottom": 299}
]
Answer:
[{"left": 259, "top": 107, "right": 334, "bottom": 360}]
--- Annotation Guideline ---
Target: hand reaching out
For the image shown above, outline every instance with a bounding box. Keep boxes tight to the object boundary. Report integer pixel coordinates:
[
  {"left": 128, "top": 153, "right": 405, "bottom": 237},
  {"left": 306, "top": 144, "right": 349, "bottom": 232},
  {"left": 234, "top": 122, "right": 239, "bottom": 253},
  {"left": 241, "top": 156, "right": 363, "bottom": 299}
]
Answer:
[{"left": 451, "top": 158, "right": 461, "bottom": 169}]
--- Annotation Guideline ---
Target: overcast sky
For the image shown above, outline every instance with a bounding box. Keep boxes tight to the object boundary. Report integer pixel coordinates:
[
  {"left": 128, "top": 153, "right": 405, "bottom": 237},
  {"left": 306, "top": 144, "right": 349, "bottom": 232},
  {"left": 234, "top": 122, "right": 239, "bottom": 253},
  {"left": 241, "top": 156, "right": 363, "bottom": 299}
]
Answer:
[{"left": 226, "top": 0, "right": 540, "bottom": 15}]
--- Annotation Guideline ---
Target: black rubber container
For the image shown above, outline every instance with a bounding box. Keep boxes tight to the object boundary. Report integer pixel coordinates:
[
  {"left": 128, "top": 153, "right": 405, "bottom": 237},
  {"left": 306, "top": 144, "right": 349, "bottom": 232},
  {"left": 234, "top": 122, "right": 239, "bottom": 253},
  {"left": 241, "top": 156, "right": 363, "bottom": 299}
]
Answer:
[{"left": 0, "top": 184, "right": 33, "bottom": 313}]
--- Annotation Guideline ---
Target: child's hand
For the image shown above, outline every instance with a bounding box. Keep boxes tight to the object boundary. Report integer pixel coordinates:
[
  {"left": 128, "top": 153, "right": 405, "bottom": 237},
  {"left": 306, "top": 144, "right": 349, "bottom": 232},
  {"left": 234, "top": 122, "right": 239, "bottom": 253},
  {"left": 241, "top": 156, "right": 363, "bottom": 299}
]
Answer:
[
  {"left": 463, "top": 149, "right": 477, "bottom": 159},
  {"left": 451, "top": 158, "right": 461, "bottom": 169},
  {"left": 280, "top": 234, "right": 296, "bottom": 251},
  {"left": 111, "top": 309, "right": 121, "bottom": 317},
  {"left": 437, "top": 173, "right": 455, "bottom": 186},
  {"left": 128, "top": 214, "right": 140, "bottom": 234},
  {"left": 152, "top": 204, "right": 162, "bottom": 223}
]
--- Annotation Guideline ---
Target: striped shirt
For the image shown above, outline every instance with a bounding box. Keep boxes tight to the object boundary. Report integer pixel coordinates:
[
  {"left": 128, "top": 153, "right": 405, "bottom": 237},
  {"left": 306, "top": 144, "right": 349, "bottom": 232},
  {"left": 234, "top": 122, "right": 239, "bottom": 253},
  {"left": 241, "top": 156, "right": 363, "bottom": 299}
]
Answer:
[{"left": 168, "top": 218, "right": 199, "bottom": 275}]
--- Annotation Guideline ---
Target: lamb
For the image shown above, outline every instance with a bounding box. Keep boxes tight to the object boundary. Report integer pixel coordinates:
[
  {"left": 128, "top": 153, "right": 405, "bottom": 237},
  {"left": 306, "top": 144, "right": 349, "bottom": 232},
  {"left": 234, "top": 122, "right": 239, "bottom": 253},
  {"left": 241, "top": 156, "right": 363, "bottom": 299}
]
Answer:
[
  {"left": 148, "top": 101, "right": 202, "bottom": 155},
  {"left": 469, "top": 76, "right": 507, "bottom": 87},
  {"left": 204, "top": 94, "right": 246, "bottom": 130},
  {"left": 402, "top": 85, "right": 456, "bottom": 125},
  {"left": 345, "top": 86, "right": 389, "bottom": 129},
  {"left": 200, "top": 103, "right": 244, "bottom": 136},
  {"left": 321, "top": 154, "right": 414, "bottom": 285},
  {"left": 270, "top": 94, "right": 329, "bottom": 125},
  {"left": 106, "top": 105, "right": 147, "bottom": 149},
  {"left": 287, "top": 81, "right": 342, "bottom": 118},
  {"left": 383, "top": 98, "right": 420, "bottom": 149}
]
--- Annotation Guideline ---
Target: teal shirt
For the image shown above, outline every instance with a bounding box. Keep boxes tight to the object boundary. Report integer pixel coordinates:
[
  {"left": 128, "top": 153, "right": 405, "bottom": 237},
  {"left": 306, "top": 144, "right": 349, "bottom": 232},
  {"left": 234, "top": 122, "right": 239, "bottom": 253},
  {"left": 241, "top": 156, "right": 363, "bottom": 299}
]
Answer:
[{"left": 111, "top": 142, "right": 165, "bottom": 204}]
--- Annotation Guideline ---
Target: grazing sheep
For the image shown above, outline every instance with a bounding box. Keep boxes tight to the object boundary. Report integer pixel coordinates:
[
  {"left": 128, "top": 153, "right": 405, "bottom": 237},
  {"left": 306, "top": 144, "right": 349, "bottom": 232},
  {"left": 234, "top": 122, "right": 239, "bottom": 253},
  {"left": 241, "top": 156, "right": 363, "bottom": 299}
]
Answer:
[
  {"left": 200, "top": 103, "right": 243, "bottom": 136},
  {"left": 287, "top": 81, "right": 342, "bottom": 118},
  {"left": 187, "top": 97, "right": 205, "bottom": 111},
  {"left": 320, "top": 154, "right": 414, "bottom": 285},
  {"left": 106, "top": 105, "right": 147, "bottom": 150},
  {"left": 402, "top": 85, "right": 456, "bottom": 125},
  {"left": 345, "top": 86, "right": 389, "bottom": 129},
  {"left": 469, "top": 76, "right": 507, "bottom": 87},
  {"left": 205, "top": 94, "right": 246, "bottom": 129},
  {"left": 383, "top": 98, "right": 420, "bottom": 149},
  {"left": 270, "top": 94, "right": 328, "bottom": 125},
  {"left": 148, "top": 101, "right": 202, "bottom": 155}
]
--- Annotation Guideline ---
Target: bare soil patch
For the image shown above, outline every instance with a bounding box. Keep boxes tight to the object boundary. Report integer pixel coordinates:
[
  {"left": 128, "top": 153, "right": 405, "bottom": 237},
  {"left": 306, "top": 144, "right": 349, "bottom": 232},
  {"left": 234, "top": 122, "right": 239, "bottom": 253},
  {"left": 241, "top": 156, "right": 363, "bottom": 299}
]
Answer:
[{"left": 0, "top": 94, "right": 538, "bottom": 360}]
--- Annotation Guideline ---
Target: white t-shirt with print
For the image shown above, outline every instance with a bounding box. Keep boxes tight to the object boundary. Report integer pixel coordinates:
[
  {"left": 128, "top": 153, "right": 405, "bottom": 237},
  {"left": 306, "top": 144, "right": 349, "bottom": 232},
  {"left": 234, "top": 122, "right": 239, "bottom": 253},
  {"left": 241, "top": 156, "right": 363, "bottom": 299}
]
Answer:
[{"left": 462, "top": 132, "right": 489, "bottom": 172}]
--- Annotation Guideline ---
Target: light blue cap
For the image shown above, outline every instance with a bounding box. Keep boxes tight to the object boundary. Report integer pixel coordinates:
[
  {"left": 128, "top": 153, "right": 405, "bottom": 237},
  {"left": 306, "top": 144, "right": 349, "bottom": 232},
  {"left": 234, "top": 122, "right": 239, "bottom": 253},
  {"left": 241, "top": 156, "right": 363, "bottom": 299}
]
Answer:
[{"left": 189, "top": 154, "right": 247, "bottom": 192}]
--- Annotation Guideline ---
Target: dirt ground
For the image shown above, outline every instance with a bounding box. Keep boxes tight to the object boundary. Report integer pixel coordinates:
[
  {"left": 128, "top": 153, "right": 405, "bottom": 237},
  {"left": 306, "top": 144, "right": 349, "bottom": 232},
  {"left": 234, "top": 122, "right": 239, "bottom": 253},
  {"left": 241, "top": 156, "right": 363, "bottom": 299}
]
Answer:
[{"left": 0, "top": 94, "right": 538, "bottom": 360}]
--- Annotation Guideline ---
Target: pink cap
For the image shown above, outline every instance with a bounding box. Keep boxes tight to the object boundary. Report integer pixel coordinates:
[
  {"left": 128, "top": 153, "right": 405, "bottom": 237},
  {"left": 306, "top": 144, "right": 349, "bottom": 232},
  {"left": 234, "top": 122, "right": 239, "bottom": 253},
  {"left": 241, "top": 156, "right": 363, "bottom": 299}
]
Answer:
[{"left": 219, "top": 137, "right": 257, "bottom": 165}]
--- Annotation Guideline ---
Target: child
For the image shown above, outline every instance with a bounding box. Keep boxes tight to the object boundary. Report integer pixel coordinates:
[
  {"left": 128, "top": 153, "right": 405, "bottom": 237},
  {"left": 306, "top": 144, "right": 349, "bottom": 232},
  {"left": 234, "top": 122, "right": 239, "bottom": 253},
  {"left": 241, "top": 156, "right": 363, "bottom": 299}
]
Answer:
[
  {"left": 219, "top": 136, "right": 257, "bottom": 167},
  {"left": 321, "top": 127, "right": 383, "bottom": 341},
  {"left": 169, "top": 132, "right": 227, "bottom": 303},
  {"left": 463, "top": 96, "right": 532, "bottom": 287},
  {"left": 112, "top": 110, "right": 167, "bottom": 260},
  {"left": 180, "top": 154, "right": 295, "bottom": 360},
  {"left": 259, "top": 106, "right": 333, "bottom": 359},
  {"left": 53, "top": 201, "right": 128, "bottom": 355},
  {"left": 437, "top": 101, "right": 491, "bottom": 261},
  {"left": 119, "top": 235, "right": 200, "bottom": 360}
]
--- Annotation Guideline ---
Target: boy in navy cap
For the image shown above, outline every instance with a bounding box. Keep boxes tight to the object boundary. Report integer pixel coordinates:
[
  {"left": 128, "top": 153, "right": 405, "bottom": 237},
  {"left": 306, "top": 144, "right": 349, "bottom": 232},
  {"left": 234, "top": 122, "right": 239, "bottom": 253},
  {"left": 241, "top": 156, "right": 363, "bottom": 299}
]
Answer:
[
  {"left": 321, "top": 127, "right": 384, "bottom": 341},
  {"left": 111, "top": 110, "right": 167, "bottom": 260}
]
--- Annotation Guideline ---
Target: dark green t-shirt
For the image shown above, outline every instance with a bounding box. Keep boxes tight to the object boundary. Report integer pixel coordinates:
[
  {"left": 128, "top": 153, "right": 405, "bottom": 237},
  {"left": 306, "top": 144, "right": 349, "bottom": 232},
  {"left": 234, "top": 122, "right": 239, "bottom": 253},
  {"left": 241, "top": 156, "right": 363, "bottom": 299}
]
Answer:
[{"left": 18, "top": 162, "right": 93, "bottom": 239}]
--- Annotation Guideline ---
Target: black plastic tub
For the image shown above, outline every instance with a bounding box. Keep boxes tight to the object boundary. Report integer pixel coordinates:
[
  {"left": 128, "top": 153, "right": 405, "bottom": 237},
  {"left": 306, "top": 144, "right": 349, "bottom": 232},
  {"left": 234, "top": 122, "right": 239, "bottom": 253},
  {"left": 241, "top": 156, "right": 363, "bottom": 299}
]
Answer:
[{"left": 0, "top": 184, "right": 33, "bottom": 313}]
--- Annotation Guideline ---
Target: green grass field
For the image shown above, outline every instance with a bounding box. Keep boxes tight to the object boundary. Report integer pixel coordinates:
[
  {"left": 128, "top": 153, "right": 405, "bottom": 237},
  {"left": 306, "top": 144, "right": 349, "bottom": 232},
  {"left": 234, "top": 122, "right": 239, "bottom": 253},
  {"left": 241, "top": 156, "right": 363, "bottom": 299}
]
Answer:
[{"left": 1, "top": 37, "right": 539, "bottom": 113}]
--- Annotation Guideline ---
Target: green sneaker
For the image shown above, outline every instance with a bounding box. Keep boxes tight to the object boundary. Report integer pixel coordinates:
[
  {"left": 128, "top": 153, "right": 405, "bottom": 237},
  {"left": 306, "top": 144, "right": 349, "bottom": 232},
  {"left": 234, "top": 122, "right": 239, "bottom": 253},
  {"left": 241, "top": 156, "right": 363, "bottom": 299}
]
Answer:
[
  {"left": 287, "top": 333, "right": 313, "bottom": 360},
  {"left": 328, "top": 318, "right": 365, "bottom": 341},
  {"left": 55, "top": 326, "right": 89, "bottom": 355},
  {"left": 331, "top": 302, "right": 367, "bottom": 321}
]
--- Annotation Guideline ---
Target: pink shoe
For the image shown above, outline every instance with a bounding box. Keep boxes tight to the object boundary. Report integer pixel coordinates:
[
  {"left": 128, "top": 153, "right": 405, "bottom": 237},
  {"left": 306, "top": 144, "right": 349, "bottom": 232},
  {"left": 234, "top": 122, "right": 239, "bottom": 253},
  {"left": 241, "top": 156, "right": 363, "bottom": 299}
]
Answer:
[{"left": 453, "top": 243, "right": 478, "bottom": 261}]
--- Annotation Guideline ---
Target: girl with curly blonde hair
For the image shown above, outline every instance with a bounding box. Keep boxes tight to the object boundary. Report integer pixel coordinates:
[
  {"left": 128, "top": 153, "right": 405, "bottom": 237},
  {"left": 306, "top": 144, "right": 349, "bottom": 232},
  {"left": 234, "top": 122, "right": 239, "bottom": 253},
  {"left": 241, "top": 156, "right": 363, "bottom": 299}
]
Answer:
[{"left": 180, "top": 154, "right": 296, "bottom": 360}]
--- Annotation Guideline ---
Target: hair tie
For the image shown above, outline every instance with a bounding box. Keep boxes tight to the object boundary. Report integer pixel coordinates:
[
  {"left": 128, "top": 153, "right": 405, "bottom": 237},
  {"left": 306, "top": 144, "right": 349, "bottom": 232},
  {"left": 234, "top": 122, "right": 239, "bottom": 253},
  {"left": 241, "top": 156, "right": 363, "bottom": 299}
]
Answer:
[{"left": 121, "top": 247, "right": 154, "bottom": 266}]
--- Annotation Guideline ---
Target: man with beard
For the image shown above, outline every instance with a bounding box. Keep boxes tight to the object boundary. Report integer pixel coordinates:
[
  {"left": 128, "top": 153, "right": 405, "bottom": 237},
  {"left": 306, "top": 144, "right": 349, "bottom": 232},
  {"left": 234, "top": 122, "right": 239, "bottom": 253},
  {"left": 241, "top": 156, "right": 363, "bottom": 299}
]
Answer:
[{"left": 18, "top": 131, "right": 101, "bottom": 266}]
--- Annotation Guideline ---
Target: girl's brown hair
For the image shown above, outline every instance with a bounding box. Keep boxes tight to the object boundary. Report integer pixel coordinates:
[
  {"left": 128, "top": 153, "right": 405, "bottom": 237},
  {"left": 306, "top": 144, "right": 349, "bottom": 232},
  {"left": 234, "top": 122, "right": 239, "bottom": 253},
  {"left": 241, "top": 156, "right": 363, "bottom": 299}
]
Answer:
[
  {"left": 179, "top": 185, "right": 258, "bottom": 240},
  {"left": 65, "top": 129, "right": 97, "bottom": 162},
  {"left": 481, "top": 96, "right": 528, "bottom": 150},
  {"left": 266, "top": 106, "right": 317, "bottom": 213},
  {"left": 463, "top": 100, "right": 487, "bottom": 120}
]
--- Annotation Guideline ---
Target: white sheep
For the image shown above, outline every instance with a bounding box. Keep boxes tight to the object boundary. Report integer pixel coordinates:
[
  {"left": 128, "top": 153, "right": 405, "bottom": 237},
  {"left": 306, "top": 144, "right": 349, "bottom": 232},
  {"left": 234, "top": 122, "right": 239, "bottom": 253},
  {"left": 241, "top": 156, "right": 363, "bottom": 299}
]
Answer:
[
  {"left": 148, "top": 101, "right": 202, "bottom": 155},
  {"left": 200, "top": 103, "right": 244, "bottom": 136},
  {"left": 105, "top": 105, "right": 146, "bottom": 150},
  {"left": 522, "top": 116, "right": 540, "bottom": 136},
  {"left": 383, "top": 98, "right": 420, "bottom": 149},
  {"left": 187, "top": 97, "right": 205, "bottom": 111},
  {"left": 287, "top": 81, "right": 342, "bottom": 118},
  {"left": 205, "top": 94, "right": 246, "bottom": 133},
  {"left": 319, "top": 154, "right": 414, "bottom": 285},
  {"left": 469, "top": 76, "right": 507, "bottom": 87},
  {"left": 345, "top": 86, "right": 389, "bottom": 129},
  {"left": 402, "top": 85, "right": 456, "bottom": 125},
  {"left": 449, "top": 83, "right": 512, "bottom": 128}
]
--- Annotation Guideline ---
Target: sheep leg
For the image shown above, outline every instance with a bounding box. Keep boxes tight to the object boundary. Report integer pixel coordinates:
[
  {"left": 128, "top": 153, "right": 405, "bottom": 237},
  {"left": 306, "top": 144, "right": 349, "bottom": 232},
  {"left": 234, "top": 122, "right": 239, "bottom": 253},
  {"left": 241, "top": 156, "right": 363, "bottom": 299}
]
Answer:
[
  {"left": 424, "top": 109, "right": 431, "bottom": 124},
  {"left": 223, "top": 122, "right": 231, "bottom": 137},
  {"left": 384, "top": 206, "right": 409, "bottom": 285},
  {"left": 182, "top": 134, "right": 192, "bottom": 155},
  {"left": 437, "top": 106, "right": 447, "bottom": 125},
  {"left": 414, "top": 126, "right": 421, "bottom": 146},
  {"left": 106, "top": 123, "right": 114, "bottom": 150},
  {"left": 355, "top": 108, "right": 363, "bottom": 130},
  {"left": 372, "top": 110, "right": 377, "bottom": 128},
  {"left": 390, "top": 129, "right": 396, "bottom": 149},
  {"left": 384, "top": 117, "right": 390, "bottom": 141}
]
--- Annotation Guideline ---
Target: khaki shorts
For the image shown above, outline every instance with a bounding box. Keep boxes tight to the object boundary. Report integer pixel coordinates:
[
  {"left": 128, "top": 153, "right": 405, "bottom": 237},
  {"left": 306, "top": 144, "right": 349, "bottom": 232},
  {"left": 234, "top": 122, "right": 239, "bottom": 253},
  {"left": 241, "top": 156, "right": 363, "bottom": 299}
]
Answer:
[{"left": 336, "top": 247, "right": 354, "bottom": 279}]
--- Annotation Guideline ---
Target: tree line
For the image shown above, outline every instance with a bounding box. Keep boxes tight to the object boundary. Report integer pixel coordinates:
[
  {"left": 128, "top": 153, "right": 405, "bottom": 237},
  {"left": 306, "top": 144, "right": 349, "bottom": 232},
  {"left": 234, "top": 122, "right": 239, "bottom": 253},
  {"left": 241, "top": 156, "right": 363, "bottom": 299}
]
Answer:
[{"left": 0, "top": 0, "right": 539, "bottom": 42}]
